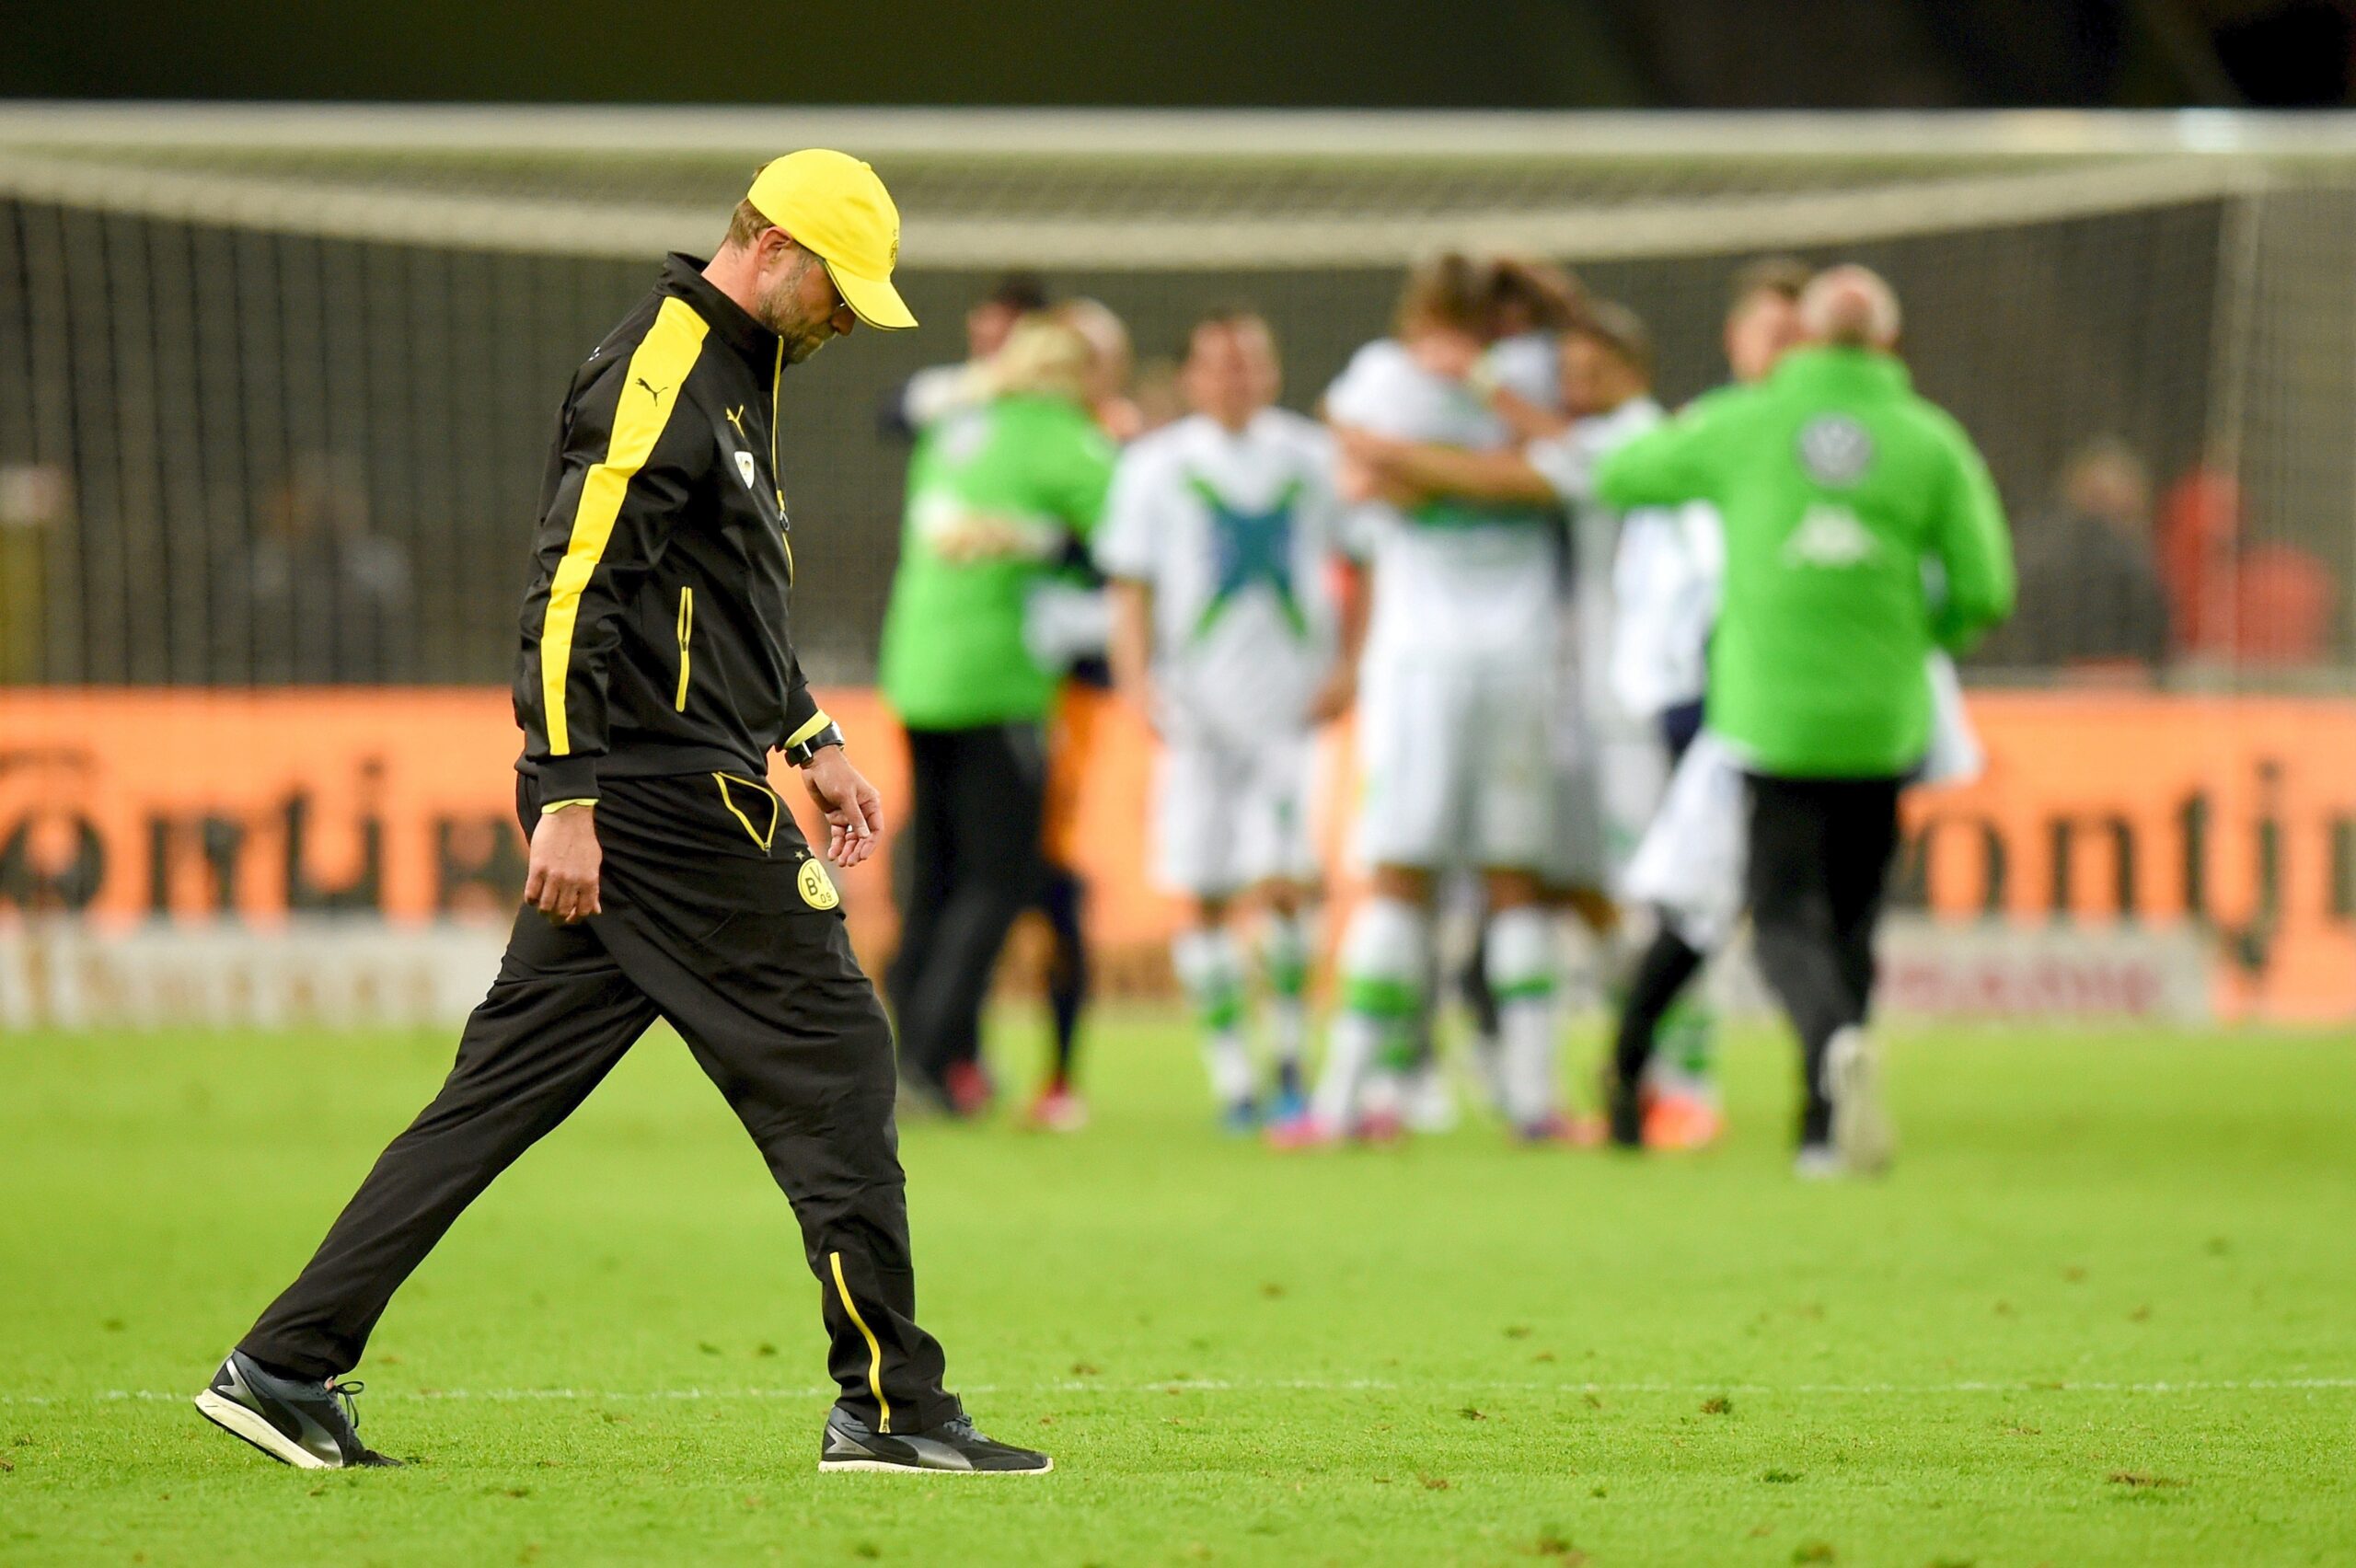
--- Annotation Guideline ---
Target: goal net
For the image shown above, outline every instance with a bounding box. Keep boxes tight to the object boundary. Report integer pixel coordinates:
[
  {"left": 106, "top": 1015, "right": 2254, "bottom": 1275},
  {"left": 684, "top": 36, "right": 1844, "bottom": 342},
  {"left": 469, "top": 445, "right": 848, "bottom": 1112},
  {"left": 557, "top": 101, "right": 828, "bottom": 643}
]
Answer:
[{"left": 1, "top": 104, "right": 2348, "bottom": 686}]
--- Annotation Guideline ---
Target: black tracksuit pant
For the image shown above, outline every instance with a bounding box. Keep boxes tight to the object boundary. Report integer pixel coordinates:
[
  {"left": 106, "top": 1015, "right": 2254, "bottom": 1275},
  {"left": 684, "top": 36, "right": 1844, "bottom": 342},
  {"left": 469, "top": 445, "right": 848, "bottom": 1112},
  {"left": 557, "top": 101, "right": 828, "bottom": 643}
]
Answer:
[
  {"left": 1610, "top": 704, "right": 1711, "bottom": 1099},
  {"left": 1742, "top": 772, "right": 1904, "bottom": 1146},
  {"left": 240, "top": 770, "right": 958, "bottom": 1435},
  {"left": 887, "top": 723, "right": 1049, "bottom": 1089}
]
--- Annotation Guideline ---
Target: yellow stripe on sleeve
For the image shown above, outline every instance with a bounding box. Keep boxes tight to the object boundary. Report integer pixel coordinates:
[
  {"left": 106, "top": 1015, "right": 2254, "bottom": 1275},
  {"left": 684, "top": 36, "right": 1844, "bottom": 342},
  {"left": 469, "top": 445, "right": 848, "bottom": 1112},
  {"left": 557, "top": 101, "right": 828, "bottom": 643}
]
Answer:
[
  {"left": 541, "top": 296, "right": 710, "bottom": 755},
  {"left": 784, "top": 709, "right": 835, "bottom": 751}
]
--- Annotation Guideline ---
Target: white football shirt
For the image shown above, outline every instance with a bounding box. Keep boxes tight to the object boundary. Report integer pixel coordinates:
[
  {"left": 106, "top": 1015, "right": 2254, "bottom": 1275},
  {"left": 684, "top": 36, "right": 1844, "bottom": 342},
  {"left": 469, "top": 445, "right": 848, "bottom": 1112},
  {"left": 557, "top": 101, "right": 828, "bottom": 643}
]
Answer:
[
  {"left": 1528, "top": 396, "right": 1722, "bottom": 722},
  {"left": 1323, "top": 339, "right": 1564, "bottom": 659},
  {"left": 1093, "top": 409, "right": 1344, "bottom": 747}
]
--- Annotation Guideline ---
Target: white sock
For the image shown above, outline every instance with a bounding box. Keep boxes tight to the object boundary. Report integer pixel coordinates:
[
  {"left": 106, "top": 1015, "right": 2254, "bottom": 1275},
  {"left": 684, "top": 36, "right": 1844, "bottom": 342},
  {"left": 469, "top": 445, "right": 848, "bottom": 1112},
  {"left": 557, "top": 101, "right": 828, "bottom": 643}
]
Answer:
[
  {"left": 1487, "top": 905, "right": 1562, "bottom": 1129},
  {"left": 1259, "top": 909, "right": 1314, "bottom": 1077},
  {"left": 1312, "top": 1009, "right": 1380, "bottom": 1129},
  {"left": 1314, "top": 896, "right": 1428, "bottom": 1128},
  {"left": 1555, "top": 915, "right": 1620, "bottom": 1024},
  {"left": 1360, "top": 1060, "right": 1405, "bottom": 1123},
  {"left": 1174, "top": 928, "right": 1253, "bottom": 1106}
]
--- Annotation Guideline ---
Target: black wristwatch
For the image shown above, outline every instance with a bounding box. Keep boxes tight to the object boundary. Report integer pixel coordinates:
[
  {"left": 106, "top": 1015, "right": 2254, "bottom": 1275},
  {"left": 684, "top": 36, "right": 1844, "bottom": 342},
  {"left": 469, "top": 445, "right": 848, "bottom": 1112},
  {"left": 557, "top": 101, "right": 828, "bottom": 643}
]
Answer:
[{"left": 784, "top": 722, "right": 847, "bottom": 767}]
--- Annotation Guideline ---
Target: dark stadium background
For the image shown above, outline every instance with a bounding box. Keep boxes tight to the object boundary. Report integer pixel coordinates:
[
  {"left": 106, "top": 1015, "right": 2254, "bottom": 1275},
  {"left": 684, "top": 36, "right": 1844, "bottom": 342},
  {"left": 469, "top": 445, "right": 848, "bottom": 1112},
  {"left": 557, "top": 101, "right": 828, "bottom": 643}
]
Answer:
[{"left": 3, "top": 1, "right": 2350, "bottom": 110}]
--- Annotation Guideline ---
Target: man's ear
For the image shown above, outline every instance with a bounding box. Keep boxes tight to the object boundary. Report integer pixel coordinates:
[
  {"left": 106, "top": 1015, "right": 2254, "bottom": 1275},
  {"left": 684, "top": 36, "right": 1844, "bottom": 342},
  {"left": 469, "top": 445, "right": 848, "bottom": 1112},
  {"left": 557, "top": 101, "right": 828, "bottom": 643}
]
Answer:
[{"left": 762, "top": 228, "right": 800, "bottom": 265}]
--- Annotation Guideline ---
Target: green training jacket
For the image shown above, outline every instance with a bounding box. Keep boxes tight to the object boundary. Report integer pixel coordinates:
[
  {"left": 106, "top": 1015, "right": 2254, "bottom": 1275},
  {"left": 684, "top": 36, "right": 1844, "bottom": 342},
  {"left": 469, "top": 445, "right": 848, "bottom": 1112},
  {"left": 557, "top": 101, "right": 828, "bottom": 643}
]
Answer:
[
  {"left": 1595, "top": 346, "right": 2015, "bottom": 778},
  {"left": 879, "top": 392, "right": 1115, "bottom": 730}
]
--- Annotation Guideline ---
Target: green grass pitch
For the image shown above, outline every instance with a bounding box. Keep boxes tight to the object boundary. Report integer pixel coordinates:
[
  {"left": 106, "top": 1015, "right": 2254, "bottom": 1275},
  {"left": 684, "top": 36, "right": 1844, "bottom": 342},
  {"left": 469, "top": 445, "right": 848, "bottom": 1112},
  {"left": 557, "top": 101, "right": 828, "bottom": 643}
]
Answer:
[{"left": 3, "top": 1013, "right": 2350, "bottom": 1565}]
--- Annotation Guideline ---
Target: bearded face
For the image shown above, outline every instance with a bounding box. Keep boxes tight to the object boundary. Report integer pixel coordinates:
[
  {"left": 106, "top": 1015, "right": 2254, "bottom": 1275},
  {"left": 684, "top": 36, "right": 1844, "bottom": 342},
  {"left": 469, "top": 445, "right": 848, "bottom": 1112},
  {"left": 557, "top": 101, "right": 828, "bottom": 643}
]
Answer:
[{"left": 756, "top": 249, "right": 847, "bottom": 363}]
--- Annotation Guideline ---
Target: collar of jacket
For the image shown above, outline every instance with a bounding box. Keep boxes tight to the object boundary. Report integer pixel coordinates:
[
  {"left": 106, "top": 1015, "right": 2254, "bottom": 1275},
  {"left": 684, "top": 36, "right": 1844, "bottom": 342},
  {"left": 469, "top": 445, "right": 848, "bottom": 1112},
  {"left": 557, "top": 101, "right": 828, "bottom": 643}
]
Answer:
[
  {"left": 1772, "top": 344, "right": 1911, "bottom": 397},
  {"left": 659, "top": 253, "right": 783, "bottom": 374}
]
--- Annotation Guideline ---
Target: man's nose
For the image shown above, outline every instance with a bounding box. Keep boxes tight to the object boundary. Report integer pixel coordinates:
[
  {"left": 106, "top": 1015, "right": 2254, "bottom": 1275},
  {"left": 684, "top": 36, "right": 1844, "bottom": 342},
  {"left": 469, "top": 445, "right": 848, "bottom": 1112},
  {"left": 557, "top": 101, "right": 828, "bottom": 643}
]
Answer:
[{"left": 833, "top": 306, "right": 857, "bottom": 337}]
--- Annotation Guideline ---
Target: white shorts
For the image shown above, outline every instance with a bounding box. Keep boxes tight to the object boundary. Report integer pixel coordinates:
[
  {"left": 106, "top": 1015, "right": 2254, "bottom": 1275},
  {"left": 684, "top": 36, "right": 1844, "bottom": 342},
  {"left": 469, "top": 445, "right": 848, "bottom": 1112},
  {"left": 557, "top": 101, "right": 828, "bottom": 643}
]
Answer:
[
  {"left": 1155, "top": 731, "right": 1321, "bottom": 898},
  {"left": 1624, "top": 661, "right": 1987, "bottom": 952},
  {"left": 1546, "top": 721, "right": 1665, "bottom": 893},
  {"left": 1623, "top": 731, "right": 1748, "bottom": 954},
  {"left": 1547, "top": 751, "right": 1607, "bottom": 891},
  {"left": 1354, "top": 647, "right": 1554, "bottom": 874}
]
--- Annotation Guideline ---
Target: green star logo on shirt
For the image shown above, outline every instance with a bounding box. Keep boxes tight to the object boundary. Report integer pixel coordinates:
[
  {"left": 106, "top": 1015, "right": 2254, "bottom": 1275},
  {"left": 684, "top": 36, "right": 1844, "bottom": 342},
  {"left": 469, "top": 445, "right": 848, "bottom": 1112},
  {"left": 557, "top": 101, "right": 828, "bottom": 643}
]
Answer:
[{"left": 1188, "top": 474, "right": 1307, "bottom": 641}]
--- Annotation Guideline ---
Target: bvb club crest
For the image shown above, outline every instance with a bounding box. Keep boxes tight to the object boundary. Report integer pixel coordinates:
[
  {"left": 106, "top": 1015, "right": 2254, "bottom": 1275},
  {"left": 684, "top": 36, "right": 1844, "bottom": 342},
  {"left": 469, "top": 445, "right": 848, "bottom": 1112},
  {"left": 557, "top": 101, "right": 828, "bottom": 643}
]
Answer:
[
  {"left": 797, "top": 857, "right": 840, "bottom": 911},
  {"left": 734, "top": 450, "right": 757, "bottom": 490}
]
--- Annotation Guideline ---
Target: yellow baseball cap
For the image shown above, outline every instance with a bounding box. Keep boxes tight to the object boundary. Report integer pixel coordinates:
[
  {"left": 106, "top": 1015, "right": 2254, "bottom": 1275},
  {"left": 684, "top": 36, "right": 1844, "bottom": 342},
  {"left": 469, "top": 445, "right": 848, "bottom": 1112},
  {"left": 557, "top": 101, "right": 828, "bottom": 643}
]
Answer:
[{"left": 746, "top": 150, "right": 918, "bottom": 331}]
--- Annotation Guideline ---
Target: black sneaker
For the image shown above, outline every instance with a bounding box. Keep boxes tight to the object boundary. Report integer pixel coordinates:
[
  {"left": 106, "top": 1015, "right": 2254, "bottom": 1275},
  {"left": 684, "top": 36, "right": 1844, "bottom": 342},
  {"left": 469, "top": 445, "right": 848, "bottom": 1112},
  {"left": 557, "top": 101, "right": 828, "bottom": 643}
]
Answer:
[
  {"left": 818, "top": 1406, "right": 1053, "bottom": 1474},
  {"left": 194, "top": 1350, "right": 402, "bottom": 1470}
]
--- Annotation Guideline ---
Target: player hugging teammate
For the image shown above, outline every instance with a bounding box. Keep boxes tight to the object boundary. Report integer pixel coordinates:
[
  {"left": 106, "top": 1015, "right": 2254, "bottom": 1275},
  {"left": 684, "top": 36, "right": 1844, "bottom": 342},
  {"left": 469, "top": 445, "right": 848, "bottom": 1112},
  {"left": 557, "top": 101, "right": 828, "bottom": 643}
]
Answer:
[
  {"left": 1085, "top": 253, "right": 2011, "bottom": 1174},
  {"left": 1304, "top": 257, "right": 1674, "bottom": 1147},
  {"left": 1292, "top": 255, "right": 1585, "bottom": 1147}
]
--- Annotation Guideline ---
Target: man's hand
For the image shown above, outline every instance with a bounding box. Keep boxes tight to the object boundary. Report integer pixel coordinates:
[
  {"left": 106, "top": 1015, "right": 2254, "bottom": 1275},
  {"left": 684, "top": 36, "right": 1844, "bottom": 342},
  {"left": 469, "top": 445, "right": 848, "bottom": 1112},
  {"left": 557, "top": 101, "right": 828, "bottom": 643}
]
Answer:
[
  {"left": 524, "top": 805, "right": 602, "bottom": 924},
  {"left": 1334, "top": 425, "right": 1401, "bottom": 470},
  {"left": 801, "top": 746, "right": 884, "bottom": 868},
  {"left": 1333, "top": 426, "right": 1426, "bottom": 506},
  {"left": 1115, "top": 676, "right": 1161, "bottom": 739},
  {"left": 1333, "top": 425, "right": 1400, "bottom": 505},
  {"left": 1106, "top": 579, "right": 1161, "bottom": 740}
]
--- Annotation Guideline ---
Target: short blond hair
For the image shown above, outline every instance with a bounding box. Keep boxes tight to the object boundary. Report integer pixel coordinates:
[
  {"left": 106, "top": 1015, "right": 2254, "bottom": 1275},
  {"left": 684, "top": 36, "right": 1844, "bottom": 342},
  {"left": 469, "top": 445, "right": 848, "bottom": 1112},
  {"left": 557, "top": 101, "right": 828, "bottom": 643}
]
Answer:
[
  {"left": 1055, "top": 298, "right": 1133, "bottom": 387},
  {"left": 987, "top": 316, "right": 1095, "bottom": 402},
  {"left": 1393, "top": 252, "right": 1490, "bottom": 339}
]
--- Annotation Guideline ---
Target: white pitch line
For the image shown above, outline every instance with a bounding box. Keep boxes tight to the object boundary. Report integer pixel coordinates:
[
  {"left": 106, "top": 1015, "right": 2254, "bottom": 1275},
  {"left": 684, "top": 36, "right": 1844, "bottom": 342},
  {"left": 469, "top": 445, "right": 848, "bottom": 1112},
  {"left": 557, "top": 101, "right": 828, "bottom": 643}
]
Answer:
[{"left": 5, "top": 1376, "right": 2353, "bottom": 1407}]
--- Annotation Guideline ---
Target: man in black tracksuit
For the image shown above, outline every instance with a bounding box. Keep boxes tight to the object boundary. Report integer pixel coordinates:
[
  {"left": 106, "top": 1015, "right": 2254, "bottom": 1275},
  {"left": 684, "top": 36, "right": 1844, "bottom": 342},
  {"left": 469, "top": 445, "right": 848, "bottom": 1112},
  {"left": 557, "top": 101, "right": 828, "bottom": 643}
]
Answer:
[{"left": 194, "top": 153, "right": 1051, "bottom": 1476}]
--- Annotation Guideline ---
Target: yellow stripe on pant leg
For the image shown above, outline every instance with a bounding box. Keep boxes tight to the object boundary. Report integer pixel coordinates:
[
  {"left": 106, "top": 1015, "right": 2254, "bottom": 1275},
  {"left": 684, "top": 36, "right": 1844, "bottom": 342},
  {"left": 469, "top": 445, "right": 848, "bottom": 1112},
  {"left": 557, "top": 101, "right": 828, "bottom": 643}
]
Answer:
[{"left": 829, "top": 1251, "right": 892, "bottom": 1434}]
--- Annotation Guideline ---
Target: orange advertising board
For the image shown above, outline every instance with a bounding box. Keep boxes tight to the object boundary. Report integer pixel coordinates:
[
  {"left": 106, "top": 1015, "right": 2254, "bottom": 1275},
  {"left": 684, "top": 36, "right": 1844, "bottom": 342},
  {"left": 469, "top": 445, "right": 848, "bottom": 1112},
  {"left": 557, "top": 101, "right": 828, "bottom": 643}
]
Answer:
[
  {"left": 1, "top": 686, "right": 2350, "bottom": 1019},
  {"left": 1900, "top": 692, "right": 2356, "bottom": 1020}
]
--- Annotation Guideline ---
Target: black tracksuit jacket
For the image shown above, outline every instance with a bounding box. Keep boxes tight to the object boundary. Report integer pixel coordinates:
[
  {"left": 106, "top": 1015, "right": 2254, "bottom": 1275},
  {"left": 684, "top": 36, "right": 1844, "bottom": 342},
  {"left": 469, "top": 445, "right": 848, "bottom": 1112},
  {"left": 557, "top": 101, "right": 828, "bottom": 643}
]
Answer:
[{"left": 514, "top": 254, "right": 829, "bottom": 803}]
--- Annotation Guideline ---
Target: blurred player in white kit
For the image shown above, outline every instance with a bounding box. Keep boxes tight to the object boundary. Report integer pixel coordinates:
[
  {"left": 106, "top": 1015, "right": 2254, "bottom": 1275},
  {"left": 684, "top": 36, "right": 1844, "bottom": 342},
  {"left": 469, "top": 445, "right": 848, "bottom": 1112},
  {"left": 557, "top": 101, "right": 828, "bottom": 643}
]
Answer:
[
  {"left": 1336, "top": 299, "right": 1667, "bottom": 1134},
  {"left": 1098, "top": 310, "right": 1355, "bottom": 1129},
  {"left": 1591, "top": 259, "right": 1812, "bottom": 1143},
  {"left": 1288, "top": 256, "right": 1581, "bottom": 1146},
  {"left": 1357, "top": 264, "right": 1818, "bottom": 1147}
]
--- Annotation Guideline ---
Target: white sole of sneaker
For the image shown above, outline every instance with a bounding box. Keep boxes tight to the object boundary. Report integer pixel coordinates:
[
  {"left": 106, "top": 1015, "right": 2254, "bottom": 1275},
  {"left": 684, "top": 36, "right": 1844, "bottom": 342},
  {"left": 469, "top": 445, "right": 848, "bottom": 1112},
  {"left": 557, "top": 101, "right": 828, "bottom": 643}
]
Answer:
[
  {"left": 194, "top": 1389, "right": 335, "bottom": 1470},
  {"left": 1825, "top": 1028, "right": 1894, "bottom": 1175},
  {"left": 818, "top": 1457, "right": 1055, "bottom": 1475}
]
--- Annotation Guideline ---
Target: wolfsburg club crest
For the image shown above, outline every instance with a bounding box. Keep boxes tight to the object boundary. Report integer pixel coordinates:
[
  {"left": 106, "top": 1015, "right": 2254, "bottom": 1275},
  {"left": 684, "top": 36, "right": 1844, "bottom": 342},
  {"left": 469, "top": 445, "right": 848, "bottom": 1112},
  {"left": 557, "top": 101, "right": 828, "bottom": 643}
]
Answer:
[{"left": 1796, "top": 416, "right": 1875, "bottom": 487}]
